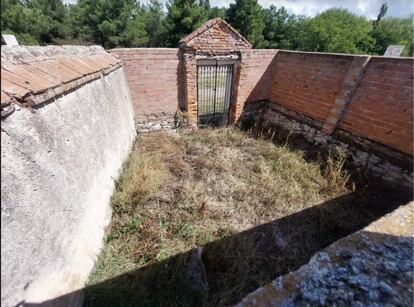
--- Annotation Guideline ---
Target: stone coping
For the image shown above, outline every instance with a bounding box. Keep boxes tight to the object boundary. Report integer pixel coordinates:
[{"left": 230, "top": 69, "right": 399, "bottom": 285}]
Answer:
[
  {"left": 236, "top": 201, "right": 414, "bottom": 306},
  {"left": 1, "top": 45, "right": 122, "bottom": 118}
]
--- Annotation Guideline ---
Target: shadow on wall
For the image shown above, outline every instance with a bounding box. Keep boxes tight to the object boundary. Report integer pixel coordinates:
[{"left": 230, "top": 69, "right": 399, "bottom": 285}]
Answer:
[
  {"left": 23, "top": 185, "right": 412, "bottom": 307},
  {"left": 244, "top": 52, "right": 279, "bottom": 105},
  {"left": 177, "top": 50, "right": 186, "bottom": 112}
]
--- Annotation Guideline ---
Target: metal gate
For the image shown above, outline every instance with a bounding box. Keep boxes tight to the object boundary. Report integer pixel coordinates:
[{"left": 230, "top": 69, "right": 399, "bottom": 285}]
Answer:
[{"left": 197, "top": 62, "right": 234, "bottom": 127}]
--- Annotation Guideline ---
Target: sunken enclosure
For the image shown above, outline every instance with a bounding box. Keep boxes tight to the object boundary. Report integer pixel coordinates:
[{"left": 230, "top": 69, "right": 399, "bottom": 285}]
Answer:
[{"left": 1, "top": 19, "right": 413, "bottom": 307}]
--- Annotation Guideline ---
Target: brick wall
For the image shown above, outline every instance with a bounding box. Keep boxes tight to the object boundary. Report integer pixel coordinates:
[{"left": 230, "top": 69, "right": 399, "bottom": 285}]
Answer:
[
  {"left": 236, "top": 49, "right": 278, "bottom": 106},
  {"left": 268, "top": 51, "right": 354, "bottom": 123},
  {"left": 181, "top": 19, "right": 250, "bottom": 54},
  {"left": 110, "top": 46, "right": 412, "bottom": 156},
  {"left": 179, "top": 18, "right": 251, "bottom": 124},
  {"left": 265, "top": 51, "right": 413, "bottom": 156},
  {"left": 338, "top": 57, "right": 413, "bottom": 155},
  {"left": 110, "top": 48, "right": 179, "bottom": 116}
]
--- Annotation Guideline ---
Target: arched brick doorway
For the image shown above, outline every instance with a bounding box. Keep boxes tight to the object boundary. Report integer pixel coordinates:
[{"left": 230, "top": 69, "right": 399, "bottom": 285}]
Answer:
[{"left": 178, "top": 18, "right": 251, "bottom": 127}]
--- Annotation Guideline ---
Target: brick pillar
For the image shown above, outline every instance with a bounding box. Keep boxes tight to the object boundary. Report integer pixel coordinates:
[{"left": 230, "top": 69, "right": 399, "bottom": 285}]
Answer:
[
  {"left": 322, "top": 55, "right": 371, "bottom": 133},
  {"left": 232, "top": 58, "right": 247, "bottom": 123},
  {"left": 183, "top": 53, "right": 198, "bottom": 126}
]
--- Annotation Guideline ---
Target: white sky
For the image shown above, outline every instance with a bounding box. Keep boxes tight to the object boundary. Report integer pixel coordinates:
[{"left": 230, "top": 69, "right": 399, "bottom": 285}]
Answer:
[{"left": 63, "top": 0, "right": 414, "bottom": 18}]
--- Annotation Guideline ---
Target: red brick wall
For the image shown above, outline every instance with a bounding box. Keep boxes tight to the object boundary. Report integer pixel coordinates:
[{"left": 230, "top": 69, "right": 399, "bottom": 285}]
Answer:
[
  {"left": 110, "top": 48, "right": 179, "bottom": 115},
  {"left": 183, "top": 21, "right": 250, "bottom": 54},
  {"left": 111, "top": 46, "right": 412, "bottom": 155},
  {"left": 338, "top": 57, "right": 414, "bottom": 155},
  {"left": 180, "top": 18, "right": 251, "bottom": 124},
  {"left": 234, "top": 49, "right": 278, "bottom": 119},
  {"left": 266, "top": 51, "right": 413, "bottom": 155},
  {"left": 268, "top": 51, "right": 354, "bottom": 123}
]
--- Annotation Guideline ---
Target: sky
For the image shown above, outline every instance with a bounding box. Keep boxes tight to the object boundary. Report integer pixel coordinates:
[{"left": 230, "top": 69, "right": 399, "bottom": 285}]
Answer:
[{"left": 63, "top": 0, "right": 414, "bottom": 18}]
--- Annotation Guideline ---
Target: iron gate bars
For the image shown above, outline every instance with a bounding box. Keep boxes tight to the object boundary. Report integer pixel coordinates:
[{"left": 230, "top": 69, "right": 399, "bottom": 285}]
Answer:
[{"left": 197, "top": 61, "right": 234, "bottom": 127}]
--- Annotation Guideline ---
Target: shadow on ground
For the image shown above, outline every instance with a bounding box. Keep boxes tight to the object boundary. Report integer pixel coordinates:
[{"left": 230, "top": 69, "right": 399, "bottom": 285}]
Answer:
[
  {"left": 238, "top": 230, "right": 413, "bottom": 306},
  {"left": 23, "top": 182, "right": 411, "bottom": 307}
]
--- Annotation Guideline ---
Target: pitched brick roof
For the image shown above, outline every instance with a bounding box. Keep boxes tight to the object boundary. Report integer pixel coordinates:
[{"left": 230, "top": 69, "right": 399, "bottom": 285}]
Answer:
[
  {"left": 1, "top": 45, "right": 122, "bottom": 119},
  {"left": 179, "top": 18, "right": 252, "bottom": 48}
]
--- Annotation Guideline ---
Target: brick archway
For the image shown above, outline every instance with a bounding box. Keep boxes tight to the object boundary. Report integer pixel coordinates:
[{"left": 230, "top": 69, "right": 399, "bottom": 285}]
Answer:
[{"left": 178, "top": 18, "right": 251, "bottom": 127}]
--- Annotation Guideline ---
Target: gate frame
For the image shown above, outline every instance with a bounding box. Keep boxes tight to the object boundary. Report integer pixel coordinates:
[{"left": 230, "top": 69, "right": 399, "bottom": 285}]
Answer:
[
  {"left": 178, "top": 18, "right": 251, "bottom": 127},
  {"left": 196, "top": 59, "right": 238, "bottom": 127}
]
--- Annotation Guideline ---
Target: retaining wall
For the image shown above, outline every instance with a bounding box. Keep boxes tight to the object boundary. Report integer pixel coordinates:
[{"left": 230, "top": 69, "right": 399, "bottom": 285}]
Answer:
[
  {"left": 1, "top": 46, "right": 136, "bottom": 306},
  {"left": 239, "top": 102, "right": 412, "bottom": 187}
]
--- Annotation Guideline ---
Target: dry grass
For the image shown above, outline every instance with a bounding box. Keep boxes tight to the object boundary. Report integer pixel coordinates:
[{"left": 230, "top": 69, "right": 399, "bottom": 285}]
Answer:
[{"left": 85, "top": 128, "right": 405, "bottom": 306}]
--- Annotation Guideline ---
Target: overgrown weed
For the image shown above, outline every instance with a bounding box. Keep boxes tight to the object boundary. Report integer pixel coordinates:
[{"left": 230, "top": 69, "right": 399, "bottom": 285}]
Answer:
[{"left": 86, "top": 128, "right": 406, "bottom": 306}]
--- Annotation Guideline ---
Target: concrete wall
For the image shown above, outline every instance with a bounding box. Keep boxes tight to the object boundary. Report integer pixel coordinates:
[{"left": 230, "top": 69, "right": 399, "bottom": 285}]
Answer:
[{"left": 1, "top": 47, "right": 135, "bottom": 306}]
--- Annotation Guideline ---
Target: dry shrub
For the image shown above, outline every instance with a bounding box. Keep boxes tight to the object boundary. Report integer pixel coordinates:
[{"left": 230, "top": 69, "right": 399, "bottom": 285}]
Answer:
[{"left": 321, "top": 148, "right": 350, "bottom": 195}]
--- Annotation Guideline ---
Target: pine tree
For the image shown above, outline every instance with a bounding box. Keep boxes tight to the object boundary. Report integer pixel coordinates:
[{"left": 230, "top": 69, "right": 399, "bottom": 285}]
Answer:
[
  {"left": 226, "top": 0, "right": 265, "bottom": 48},
  {"left": 162, "top": 0, "right": 207, "bottom": 47},
  {"left": 262, "top": 5, "right": 297, "bottom": 49},
  {"left": 69, "top": 0, "right": 148, "bottom": 48},
  {"left": 143, "top": 0, "right": 164, "bottom": 47},
  {"left": 1, "top": 0, "right": 69, "bottom": 45}
]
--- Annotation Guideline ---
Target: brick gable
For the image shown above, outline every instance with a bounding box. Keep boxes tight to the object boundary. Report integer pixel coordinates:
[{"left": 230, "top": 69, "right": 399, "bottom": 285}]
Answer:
[{"left": 180, "top": 18, "right": 251, "bottom": 54}]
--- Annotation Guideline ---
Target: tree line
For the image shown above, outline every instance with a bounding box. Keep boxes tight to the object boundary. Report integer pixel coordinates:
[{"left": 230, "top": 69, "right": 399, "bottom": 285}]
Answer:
[{"left": 2, "top": 0, "right": 413, "bottom": 56}]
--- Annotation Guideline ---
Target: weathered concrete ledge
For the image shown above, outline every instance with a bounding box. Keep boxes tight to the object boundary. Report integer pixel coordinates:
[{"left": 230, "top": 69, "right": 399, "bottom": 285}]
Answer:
[
  {"left": 1, "top": 47, "right": 135, "bottom": 307},
  {"left": 1, "top": 45, "right": 122, "bottom": 117},
  {"left": 236, "top": 201, "right": 414, "bottom": 306}
]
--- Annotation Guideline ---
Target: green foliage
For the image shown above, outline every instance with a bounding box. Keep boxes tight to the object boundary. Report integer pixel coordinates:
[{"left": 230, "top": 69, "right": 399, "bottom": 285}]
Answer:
[
  {"left": 370, "top": 16, "right": 414, "bottom": 56},
  {"left": 199, "top": 0, "right": 226, "bottom": 19},
  {"left": 142, "top": 0, "right": 164, "bottom": 47},
  {"left": 226, "top": 0, "right": 265, "bottom": 48},
  {"left": 262, "top": 5, "right": 297, "bottom": 49},
  {"left": 293, "top": 9, "right": 375, "bottom": 54},
  {"left": 373, "top": 2, "right": 388, "bottom": 29},
  {"left": 1, "top": 0, "right": 69, "bottom": 45},
  {"left": 207, "top": 6, "right": 226, "bottom": 19},
  {"left": 68, "top": 0, "right": 148, "bottom": 49},
  {"left": 161, "top": 0, "right": 207, "bottom": 47}
]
